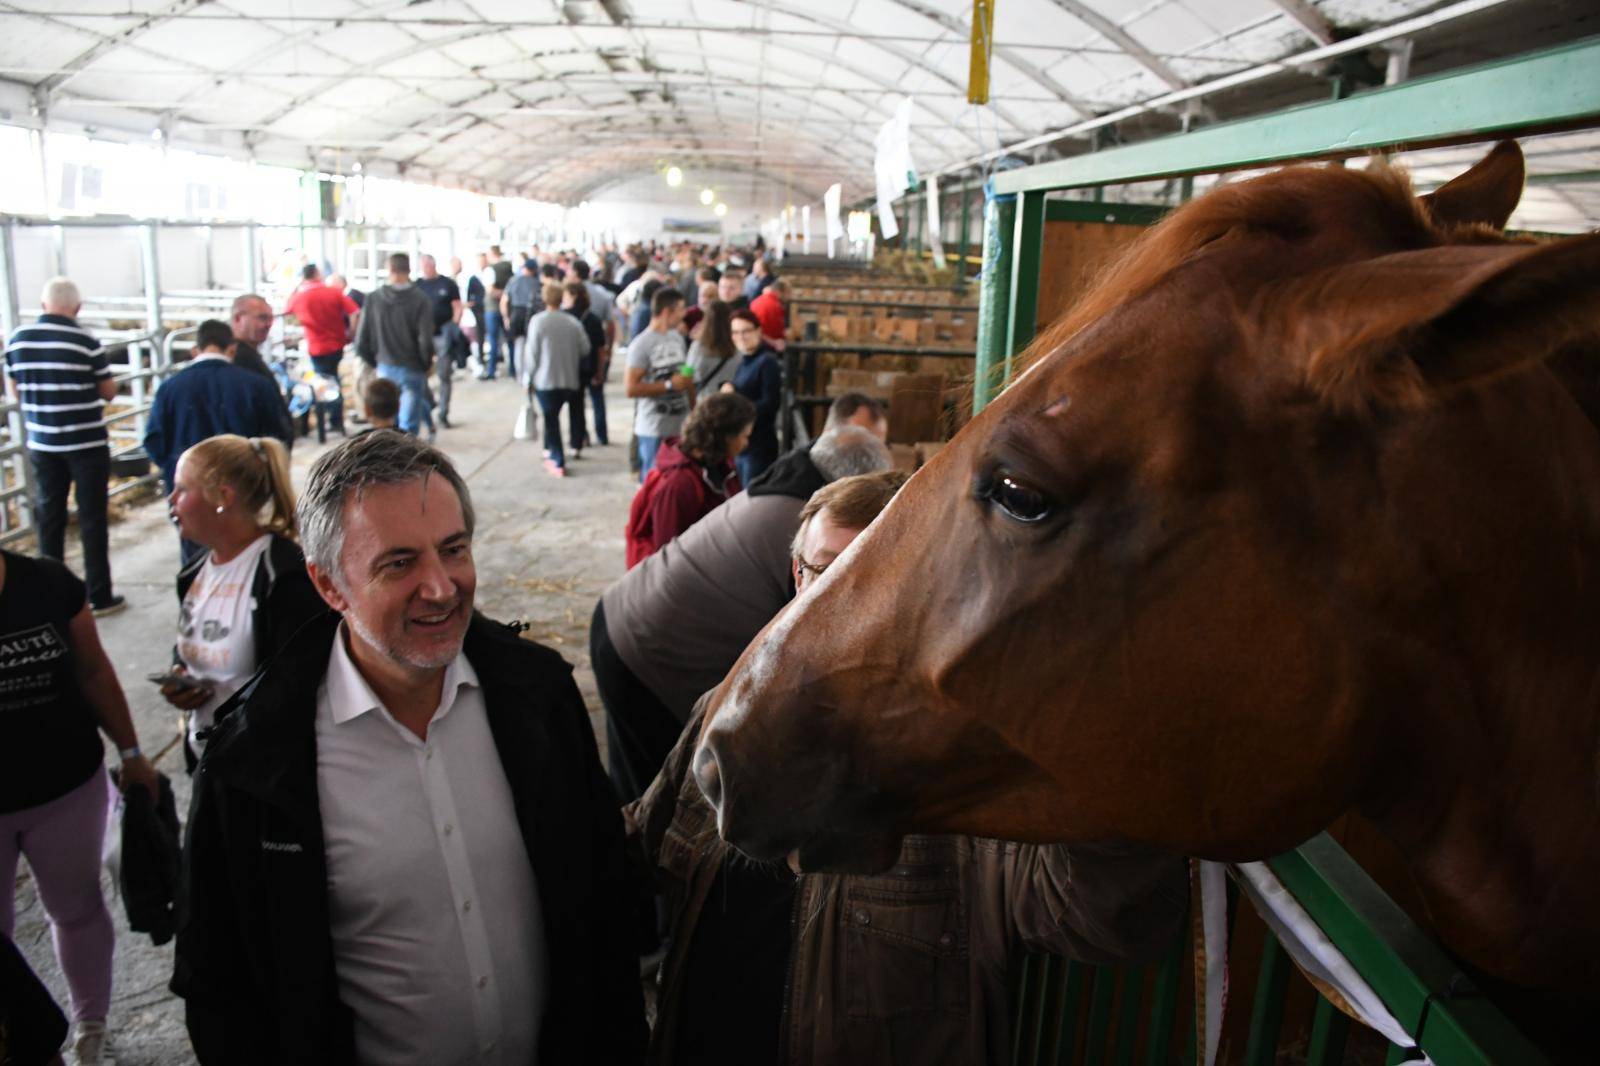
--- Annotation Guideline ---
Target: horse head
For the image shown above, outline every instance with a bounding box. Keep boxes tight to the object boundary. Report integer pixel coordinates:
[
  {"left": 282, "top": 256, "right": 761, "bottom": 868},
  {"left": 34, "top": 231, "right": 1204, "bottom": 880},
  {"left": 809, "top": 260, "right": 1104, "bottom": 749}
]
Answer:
[{"left": 696, "top": 142, "right": 1600, "bottom": 993}]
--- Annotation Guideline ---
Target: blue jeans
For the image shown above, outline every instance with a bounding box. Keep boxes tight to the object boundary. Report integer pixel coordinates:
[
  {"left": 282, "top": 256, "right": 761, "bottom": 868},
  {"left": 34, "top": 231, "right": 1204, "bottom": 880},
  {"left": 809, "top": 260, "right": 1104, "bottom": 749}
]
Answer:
[
  {"left": 377, "top": 363, "right": 428, "bottom": 436},
  {"left": 536, "top": 389, "right": 580, "bottom": 468},
  {"left": 585, "top": 381, "right": 608, "bottom": 445},
  {"left": 636, "top": 434, "right": 661, "bottom": 482},
  {"left": 484, "top": 310, "right": 506, "bottom": 378}
]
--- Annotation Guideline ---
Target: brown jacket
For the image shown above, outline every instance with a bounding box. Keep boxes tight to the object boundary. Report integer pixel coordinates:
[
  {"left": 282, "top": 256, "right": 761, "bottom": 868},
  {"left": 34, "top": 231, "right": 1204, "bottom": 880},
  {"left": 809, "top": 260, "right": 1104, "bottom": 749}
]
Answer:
[{"left": 629, "top": 707, "right": 1188, "bottom": 1066}]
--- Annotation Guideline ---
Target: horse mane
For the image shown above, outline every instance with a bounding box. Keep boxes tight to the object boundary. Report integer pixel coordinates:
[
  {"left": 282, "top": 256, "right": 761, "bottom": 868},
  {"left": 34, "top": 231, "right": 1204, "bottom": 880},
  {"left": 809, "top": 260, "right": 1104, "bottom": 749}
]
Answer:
[{"left": 1010, "top": 159, "right": 1467, "bottom": 382}]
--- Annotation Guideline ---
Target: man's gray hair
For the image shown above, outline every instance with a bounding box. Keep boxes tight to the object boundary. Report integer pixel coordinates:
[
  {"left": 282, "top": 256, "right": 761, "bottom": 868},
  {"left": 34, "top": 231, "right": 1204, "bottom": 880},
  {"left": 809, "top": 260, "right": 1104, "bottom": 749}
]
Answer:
[
  {"left": 810, "top": 425, "right": 891, "bottom": 482},
  {"left": 298, "top": 431, "right": 476, "bottom": 579},
  {"left": 230, "top": 292, "right": 268, "bottom": 317},
  {"left": 41, "top": 276, "right": 80, "bottom": 312}
]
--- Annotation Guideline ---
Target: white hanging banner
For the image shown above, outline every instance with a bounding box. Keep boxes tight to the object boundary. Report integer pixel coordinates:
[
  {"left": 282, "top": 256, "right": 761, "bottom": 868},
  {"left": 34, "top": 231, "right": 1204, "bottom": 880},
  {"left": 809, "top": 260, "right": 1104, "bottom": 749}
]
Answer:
[
  {"left": 824, "top": 183, "right": 844, "bottom": 258},
  {"left": 802, "top": 205, "right": 812, "bottom": 254},
  {"left": 926, "top": 174, "right": 947, "bottom": 270},
  {"left": 874, "top": 96, "right": 916, "bottom": 241}
]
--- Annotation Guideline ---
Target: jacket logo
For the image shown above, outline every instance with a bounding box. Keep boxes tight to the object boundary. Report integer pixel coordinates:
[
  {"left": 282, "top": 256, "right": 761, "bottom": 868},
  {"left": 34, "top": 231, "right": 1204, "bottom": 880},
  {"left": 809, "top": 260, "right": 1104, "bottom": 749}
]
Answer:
[{"left": 260, "top": 840, "right": 304, "bottom": 853}]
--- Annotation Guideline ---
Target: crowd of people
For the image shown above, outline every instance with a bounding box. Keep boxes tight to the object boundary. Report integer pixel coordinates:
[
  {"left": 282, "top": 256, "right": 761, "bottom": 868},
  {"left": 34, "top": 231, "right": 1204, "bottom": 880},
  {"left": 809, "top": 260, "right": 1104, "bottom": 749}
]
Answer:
[{"left": 0, "top": 243, "right": 1188, "bottom": 1066}]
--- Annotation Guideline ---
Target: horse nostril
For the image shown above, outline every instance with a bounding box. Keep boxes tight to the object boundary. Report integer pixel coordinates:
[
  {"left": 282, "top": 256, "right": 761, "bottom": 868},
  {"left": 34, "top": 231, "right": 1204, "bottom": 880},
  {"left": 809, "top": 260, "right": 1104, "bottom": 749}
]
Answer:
[{"left": 693, "top": 742, "right": 723, "bottom": 811}]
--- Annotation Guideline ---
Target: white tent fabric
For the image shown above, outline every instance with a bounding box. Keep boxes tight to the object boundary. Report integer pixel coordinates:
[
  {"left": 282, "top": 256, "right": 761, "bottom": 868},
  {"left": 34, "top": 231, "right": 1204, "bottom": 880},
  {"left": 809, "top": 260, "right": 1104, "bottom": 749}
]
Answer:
[{"left": 0, "top": 0, "right": 1593, "bottom": 228}]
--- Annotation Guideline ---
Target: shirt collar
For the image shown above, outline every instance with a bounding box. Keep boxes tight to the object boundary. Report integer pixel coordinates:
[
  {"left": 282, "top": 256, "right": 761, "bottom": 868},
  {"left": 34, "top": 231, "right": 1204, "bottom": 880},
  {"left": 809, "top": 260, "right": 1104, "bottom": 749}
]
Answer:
[
  {"left": 325, "top": 621, "right": 479, "bottom": 727},
  {"left": 38, "top": 313, "right": 77, "bottom": 326}
]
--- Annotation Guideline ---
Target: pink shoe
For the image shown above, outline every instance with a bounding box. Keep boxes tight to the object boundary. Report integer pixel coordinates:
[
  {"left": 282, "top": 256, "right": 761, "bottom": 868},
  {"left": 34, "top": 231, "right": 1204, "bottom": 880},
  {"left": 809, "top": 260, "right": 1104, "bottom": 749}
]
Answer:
[{"left": 544, "top": 459, "right": 566, "bottom": 477}]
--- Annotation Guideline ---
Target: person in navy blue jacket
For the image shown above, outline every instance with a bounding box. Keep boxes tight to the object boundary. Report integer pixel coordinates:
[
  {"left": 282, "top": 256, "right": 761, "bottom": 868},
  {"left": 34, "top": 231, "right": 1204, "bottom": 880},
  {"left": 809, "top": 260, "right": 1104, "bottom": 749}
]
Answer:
[
  {"left": 727, "top": 309, "right": 783, "bottom": 485},
  {"left": 143, "top": 320, "right": 293, "bottom": 563}
]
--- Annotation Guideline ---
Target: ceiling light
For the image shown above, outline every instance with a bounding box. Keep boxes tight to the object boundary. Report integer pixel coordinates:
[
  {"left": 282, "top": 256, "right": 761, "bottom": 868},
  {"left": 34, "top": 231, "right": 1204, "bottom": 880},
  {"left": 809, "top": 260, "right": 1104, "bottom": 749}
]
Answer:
[
  {"left": 150, "top": 127, "right": 163, "bottom": 141},
  {"left": 699, "top": 188, "right": 714, "bottom": 206},
  {"left": 665, "top": 166, "right": 683, "bottom": 187},
  {"left": 351, "top": 161, "right": 363, "bottom": 174},
  {"left": 714, "top": 202, "right": 728, "bottom": 217}
]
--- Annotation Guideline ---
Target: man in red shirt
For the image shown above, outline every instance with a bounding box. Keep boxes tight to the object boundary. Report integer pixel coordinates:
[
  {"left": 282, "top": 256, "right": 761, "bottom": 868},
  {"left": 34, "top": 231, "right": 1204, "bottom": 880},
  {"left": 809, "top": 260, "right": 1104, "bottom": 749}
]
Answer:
[
  {"left": 284, "top": 265, "right": 360, "bottom": 433},
  {"left": 748, "top": 277, "right": 788, "bottom": 351}
]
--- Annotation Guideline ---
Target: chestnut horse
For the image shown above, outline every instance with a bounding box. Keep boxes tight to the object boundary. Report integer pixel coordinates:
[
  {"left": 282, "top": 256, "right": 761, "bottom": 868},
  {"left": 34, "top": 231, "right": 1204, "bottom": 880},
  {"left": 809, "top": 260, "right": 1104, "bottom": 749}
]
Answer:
[{"left": 694, "top": 142, "right": 1600, "bottom": 1005}]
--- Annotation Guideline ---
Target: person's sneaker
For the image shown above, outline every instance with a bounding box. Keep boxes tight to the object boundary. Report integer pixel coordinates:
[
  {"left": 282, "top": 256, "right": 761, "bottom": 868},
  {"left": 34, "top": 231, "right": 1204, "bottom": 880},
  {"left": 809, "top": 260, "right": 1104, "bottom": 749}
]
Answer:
[
  {"left": 71, "top": 1020, "right": 108, "bottom": 1065},
  {"left": 439, "top": 414, "right": 452, "bottom": 429},
  {"left": 544, "top": 459, "right": 566, "bottom": 478},
  {"left": 90, "top": 595, "right": 126, "bottom": 618}
]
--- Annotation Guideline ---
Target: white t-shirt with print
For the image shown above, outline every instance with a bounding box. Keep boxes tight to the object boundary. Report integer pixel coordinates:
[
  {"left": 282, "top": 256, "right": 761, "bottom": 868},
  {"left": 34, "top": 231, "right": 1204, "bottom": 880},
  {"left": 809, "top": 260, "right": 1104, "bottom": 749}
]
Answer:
[{"left": 177, "top": 533, "right": 272, "bottom": 748}]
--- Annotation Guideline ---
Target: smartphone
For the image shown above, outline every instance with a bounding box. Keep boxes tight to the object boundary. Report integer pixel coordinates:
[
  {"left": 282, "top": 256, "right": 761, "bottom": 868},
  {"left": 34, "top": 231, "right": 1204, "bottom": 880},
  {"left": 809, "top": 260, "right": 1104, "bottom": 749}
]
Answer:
[{"left": 147, "top": 670, "right": 212, "bottom": 694}]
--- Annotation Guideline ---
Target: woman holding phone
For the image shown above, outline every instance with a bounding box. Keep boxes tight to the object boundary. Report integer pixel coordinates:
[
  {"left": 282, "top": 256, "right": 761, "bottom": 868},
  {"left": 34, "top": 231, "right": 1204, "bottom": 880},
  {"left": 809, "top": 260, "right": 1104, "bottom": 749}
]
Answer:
[
  {"left": 162, "top": 435, "right": 324, "bottom": 767},
  {"left": 0, "top": 545, "right": 156, "bottom": 1063}
]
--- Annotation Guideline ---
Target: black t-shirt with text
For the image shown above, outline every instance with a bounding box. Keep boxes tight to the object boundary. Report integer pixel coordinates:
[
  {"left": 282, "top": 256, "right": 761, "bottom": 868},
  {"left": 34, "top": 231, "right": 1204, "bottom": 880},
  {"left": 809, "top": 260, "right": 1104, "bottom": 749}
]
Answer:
[
  {"left": 417, "top": 275, "right": 461, "bottom": 331},
  {"left": 0, "top": 551, "right": 101, "bottom": 813}
]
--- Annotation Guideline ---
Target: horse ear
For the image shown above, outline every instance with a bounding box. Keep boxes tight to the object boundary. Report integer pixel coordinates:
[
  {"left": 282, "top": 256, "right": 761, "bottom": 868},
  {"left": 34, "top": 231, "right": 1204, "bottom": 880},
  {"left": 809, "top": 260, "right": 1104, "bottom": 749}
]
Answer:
[
  {"left": 1288, "top": 233, "right": 1600, "bottom": 412},
  {"left": 1418, "top": 140, "right": 1524, "bottom": 231}
]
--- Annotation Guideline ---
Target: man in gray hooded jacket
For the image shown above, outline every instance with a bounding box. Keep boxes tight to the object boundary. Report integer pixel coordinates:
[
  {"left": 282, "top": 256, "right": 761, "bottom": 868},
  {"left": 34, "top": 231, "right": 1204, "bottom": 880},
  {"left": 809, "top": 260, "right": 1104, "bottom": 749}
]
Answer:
[{"left": 354, "top": 253, "right": 435, "bottom": 435}]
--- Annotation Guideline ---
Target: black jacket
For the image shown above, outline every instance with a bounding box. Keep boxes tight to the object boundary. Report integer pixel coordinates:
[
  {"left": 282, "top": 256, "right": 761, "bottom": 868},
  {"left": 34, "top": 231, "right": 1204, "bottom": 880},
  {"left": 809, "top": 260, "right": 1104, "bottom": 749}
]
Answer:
[
  {"left": 171, "top": 611, "right": 647, "bottom": 1065},
  {"left": 175, "top": 533, "right": 327, "bottom": 671},
  {"left": 116, "top": 769, "right": 182, "bottom": 946},
  {"left": 746, "top": 441, "right": 824, "bottom": 500}
]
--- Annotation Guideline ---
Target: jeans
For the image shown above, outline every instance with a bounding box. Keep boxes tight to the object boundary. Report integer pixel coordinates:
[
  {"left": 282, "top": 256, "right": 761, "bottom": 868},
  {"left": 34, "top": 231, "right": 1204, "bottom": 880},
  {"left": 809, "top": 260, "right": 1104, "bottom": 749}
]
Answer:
[
  {"left": 29, "top": 446, "right": 112, "bottom": 605},
  {"left": 636, "top": 434, "right": 662, "bottom": 482},
  {"left": 432, "top": 329, "right": 456, "bottom": 421},
  {"left": 377, "top": 363, "right": 428, "bottom": 436},
  {"left": 483, "top": 309, "right": 506, "bottom": 378},
  {"left": 309, "top": 352, "right": 344, "bottom": 435},
  {"left": 0, "top": 769, "right": 114, "bottom": 1022},
  {"left": 535, "top": 388, "right": 581, "bottom": 468},
  {"left": 585, "top": 381, "right": 608, "bottom": 446}
]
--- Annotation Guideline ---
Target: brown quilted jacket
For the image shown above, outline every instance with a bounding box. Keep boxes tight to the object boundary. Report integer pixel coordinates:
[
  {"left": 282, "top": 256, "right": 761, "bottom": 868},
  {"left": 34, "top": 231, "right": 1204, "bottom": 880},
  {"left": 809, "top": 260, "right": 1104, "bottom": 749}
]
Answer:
[{"left": 628, "top": 704, "right": 1189, "bottom": 1066}]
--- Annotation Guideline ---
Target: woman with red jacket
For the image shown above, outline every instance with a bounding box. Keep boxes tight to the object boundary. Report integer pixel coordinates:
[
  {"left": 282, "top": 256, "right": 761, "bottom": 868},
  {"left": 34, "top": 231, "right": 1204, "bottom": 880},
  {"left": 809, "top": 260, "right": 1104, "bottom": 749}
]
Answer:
[{"left": 626, "top": 392, "right": 756, "bottom": 568}]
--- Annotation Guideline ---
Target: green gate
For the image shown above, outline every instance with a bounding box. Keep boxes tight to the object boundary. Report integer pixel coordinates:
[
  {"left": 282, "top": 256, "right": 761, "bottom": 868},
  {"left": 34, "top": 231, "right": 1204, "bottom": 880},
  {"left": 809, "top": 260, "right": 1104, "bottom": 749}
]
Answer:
[{"left": 956, "top": 36, "right": 1600, "bottom": 1066}]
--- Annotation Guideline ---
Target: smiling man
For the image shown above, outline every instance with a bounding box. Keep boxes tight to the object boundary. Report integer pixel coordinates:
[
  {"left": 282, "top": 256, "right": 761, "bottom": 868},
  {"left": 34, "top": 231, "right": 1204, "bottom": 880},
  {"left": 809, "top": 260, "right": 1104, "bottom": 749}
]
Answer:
[{"left": 172, "top": 431, "right": 644, "bottom": 1065}]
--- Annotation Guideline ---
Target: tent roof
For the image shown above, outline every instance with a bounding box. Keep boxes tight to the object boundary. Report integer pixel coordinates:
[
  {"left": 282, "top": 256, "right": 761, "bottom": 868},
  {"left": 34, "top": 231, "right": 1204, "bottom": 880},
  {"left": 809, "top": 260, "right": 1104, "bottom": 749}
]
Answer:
[{"left": 0, "top": 0, "right": 1595, "bottom": 224}]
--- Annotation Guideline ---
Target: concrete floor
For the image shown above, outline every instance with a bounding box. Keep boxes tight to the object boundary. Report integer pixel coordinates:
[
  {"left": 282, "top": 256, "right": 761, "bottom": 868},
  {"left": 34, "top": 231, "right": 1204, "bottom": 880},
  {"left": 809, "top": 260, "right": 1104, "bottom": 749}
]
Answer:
[{"left": 11, "top": 370, "right": 637, "bottom": 1063}]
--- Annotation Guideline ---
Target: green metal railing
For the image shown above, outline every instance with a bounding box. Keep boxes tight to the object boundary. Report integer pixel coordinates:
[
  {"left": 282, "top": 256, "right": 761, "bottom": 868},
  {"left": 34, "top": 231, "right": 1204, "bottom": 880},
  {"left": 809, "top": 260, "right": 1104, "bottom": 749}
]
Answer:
[
  {"left": 983, "top": 37, "right": 1600, "bottom": 1065},
  {"left": 1011, "top": 836, "right": 1550, "bottom": 1065},
  {"left": 973, "top": 35, "right": 1600, "bottom": 414}
]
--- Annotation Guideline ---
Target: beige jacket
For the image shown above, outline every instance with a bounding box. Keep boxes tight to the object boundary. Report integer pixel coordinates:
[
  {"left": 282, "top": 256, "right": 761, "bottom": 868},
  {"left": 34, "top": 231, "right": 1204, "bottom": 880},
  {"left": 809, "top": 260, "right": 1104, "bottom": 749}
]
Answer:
[{"left": 629, "top": 705, "right": 1189, "bottom": 1066}]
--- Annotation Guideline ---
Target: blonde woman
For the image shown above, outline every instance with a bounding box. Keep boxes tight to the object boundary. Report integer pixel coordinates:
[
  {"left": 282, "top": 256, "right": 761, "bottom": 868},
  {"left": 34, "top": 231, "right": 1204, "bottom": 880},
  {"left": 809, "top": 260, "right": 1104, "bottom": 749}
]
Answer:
[{"left": 161, "top": 435, "right": 325, "bottom": 766}]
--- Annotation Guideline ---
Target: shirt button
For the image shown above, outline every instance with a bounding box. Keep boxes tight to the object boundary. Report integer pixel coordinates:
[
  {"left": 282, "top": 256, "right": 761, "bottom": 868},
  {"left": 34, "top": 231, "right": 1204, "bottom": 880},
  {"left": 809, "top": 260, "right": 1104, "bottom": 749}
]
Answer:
[
  {"left": 477, "top": 975, "right": 488, "bottom": 989},
  {"left": 853, "top": 908, "right": 870, "bottom": 926},
  {"left": 938, "top": 932, "right": 954, "bottom": 948},
  {"left": 443, "top": 824, "right": 454, "bottom": 836},
  {"left": 463, "top": 899, "right": 472, "bottom": 912}
]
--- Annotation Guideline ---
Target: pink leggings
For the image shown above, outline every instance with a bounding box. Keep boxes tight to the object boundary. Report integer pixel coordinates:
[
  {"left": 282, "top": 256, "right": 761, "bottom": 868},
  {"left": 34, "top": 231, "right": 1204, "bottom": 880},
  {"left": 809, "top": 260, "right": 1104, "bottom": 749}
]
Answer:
[{"left": 0, "top": 768, "right": 114, "bottom": 1022}]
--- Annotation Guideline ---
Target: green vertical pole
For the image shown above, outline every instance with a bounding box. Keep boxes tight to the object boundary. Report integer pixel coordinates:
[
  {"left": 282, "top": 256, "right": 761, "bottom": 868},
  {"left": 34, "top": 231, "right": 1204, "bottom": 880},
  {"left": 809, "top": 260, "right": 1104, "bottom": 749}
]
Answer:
[
  {"left": 957, "top": 185, "right": 972, "bottom": 286},
  {"left": 1306, "top": 996, "right": 1352, "bottom": 1066},
  {"left": 1243, "top": 932, "right": 1291, "bottom": 1066},
  {"left": 913, "top": 181, "right": 925, "bottom": 257},
  {"left": 1178, "top": 174, "right": 1195, "bottom": 202},
  {"left": 972, "top": 187, "right": 1015, "bottom": 414},
  {"left": 1004, "top": 188, "right": 1046, "bottom": 378},
  {"left": 1082, "top": 966, "right": 1117, "bottom": 1066}
]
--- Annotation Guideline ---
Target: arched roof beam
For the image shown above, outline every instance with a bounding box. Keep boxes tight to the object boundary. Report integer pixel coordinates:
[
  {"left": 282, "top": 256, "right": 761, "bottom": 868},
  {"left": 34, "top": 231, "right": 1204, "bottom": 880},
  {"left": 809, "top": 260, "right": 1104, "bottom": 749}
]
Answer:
[
  {"left": 547, "top": 161, "right": 828, "bottom": 205},
  {"left": 730, "top": 0, "right": 1033, "bottom": 135},
  {"left": 882, "top": 0, "right": 1097, "bottom": 119},
  {"left": 1041, "top": 1, "right": 1187, "bottom": 90}
]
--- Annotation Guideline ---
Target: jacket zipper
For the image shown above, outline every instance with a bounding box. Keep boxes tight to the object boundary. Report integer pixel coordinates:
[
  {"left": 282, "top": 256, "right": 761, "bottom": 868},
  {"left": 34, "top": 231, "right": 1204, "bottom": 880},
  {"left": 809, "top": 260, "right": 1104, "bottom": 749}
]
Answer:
[{"left": 777, "top": 877, "right": 806, "bottom": 1065}]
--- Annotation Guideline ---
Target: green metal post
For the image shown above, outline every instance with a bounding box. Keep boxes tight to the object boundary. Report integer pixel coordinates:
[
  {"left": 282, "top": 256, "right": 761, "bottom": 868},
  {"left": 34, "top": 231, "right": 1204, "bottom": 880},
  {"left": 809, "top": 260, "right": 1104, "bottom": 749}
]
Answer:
[
  {"left": 1306, "top": 996, "right": 1352, "bottom": 1066},
  {"left": 1082, "top": 966, "right": 1117, "bottom": 1066},
  {"left": 1004, "top": 188, "right": 1047, "bottom": 378},
  {"left": 971, "top": 189, "right": 1015, "bottom": 414},
  {"left": 1144, "top": 934, "right": 1185, "bottom": 1066},
  {"left": 1243, "top": 932, "right": 1291, "bottom": 1066},
  {"left": 913, "top": 181, "right": 924, "bottom": 256},
  {"left": 957, "top": 185, "right": 972, "bottom": 286}
]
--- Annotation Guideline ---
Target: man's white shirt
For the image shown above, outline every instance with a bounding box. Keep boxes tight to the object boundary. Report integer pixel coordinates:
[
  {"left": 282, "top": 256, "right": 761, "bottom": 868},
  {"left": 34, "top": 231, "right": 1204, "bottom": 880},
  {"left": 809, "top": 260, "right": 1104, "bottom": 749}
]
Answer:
[{"left": 315, "top": 625, "right": 547, "bottom": 1065}]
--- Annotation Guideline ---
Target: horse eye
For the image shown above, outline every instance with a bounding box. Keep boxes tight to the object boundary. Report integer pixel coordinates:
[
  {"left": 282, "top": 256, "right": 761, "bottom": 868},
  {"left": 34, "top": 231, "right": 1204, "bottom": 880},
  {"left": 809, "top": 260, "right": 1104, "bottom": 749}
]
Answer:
[{"left": 991, "top": 474, "right": 1051, "bottom": 523}]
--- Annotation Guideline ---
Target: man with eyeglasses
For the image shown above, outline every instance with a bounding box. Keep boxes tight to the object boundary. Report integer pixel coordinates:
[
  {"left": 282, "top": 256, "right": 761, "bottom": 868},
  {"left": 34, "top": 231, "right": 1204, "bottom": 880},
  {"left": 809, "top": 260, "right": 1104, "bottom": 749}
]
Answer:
[{"left": 627, "top": 471, "right": 1188, "bottom": 1066}]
